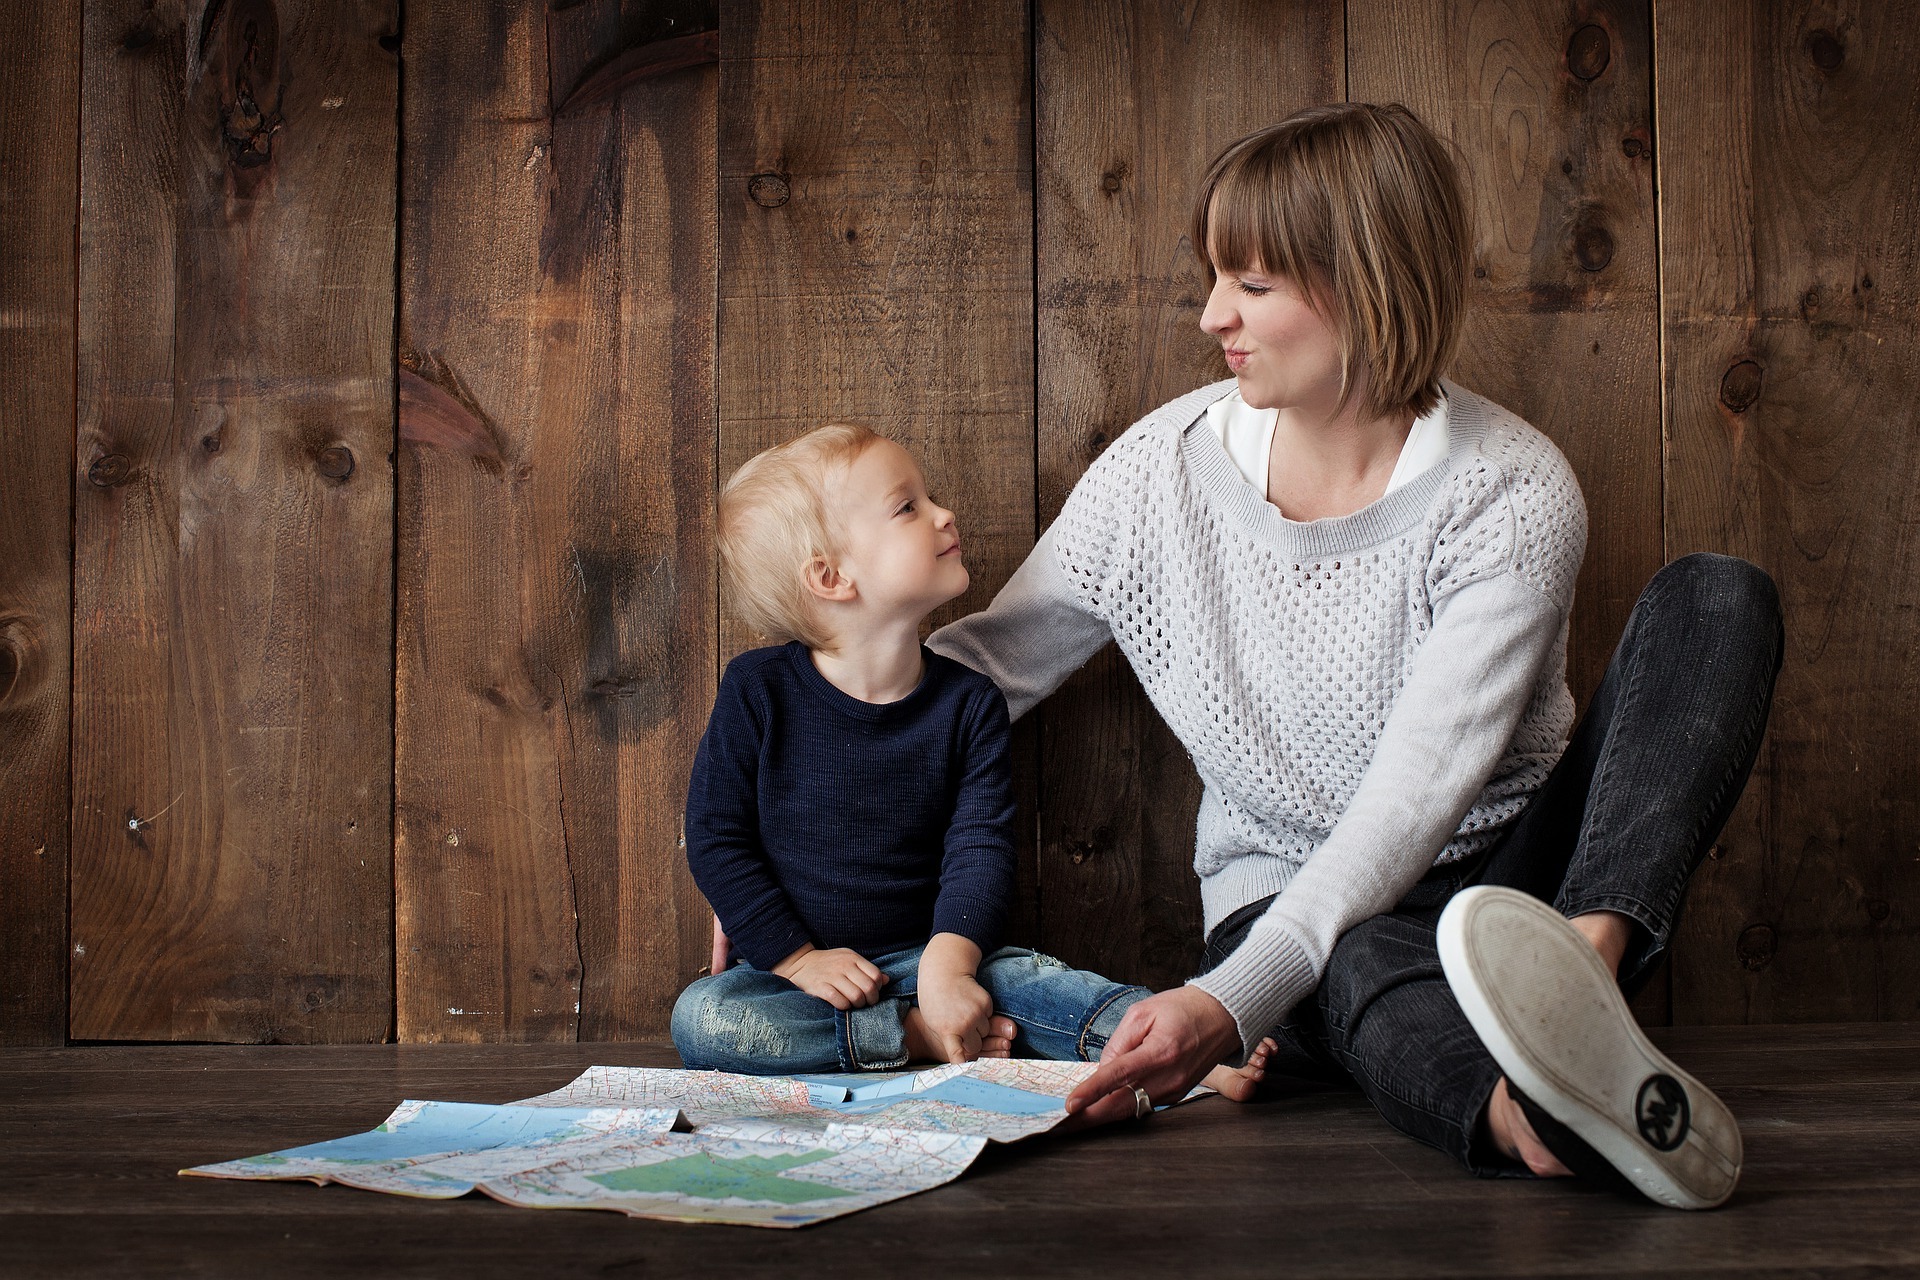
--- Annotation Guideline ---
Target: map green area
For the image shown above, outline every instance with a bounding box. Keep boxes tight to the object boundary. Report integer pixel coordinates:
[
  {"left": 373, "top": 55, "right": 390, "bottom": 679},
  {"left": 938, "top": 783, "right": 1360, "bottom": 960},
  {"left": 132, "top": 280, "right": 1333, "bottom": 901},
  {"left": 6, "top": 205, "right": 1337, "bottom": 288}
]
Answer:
[
  {"left": 182, "top": 1059, "right": 1140, "bottom": 1228},
  {"left": 588, "top": 1151, "right": 850, "bottom": 1204}
]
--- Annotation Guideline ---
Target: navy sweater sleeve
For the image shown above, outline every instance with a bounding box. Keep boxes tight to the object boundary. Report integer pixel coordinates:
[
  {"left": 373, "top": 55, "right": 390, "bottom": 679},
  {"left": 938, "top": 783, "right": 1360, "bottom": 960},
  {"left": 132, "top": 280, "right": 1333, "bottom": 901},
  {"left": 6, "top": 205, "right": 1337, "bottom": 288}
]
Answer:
[
  {"left": 930, "top": 685, "right": 1016, "bottom": 951},
  {"left": 683, "top": 659, "right": 812, "bottom": 970}
]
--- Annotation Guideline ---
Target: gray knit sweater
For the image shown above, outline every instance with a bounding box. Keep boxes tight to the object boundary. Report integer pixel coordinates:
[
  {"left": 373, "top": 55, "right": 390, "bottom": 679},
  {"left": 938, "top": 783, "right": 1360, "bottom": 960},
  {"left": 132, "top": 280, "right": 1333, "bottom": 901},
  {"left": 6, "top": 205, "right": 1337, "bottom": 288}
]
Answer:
[{"left": 927, "top": 378, "right": 1587, "bottom": 1054}]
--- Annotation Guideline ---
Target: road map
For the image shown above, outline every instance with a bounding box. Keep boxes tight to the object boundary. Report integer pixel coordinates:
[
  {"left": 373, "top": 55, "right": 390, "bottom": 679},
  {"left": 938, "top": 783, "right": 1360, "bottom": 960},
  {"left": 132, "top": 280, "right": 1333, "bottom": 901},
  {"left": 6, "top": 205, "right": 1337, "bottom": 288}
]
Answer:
[{"left": 183, "top": 1060, "right": 1146, "bottom": 1227}]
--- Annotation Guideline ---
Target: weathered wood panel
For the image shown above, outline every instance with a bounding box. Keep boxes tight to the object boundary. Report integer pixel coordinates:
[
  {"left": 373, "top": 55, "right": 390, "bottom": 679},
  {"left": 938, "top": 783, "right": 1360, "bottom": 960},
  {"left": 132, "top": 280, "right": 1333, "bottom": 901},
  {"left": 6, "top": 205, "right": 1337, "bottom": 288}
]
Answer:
[
  {"left": 1032, "top": 1, "right": 1341, "bottom": 988},
  {"left": 1348, "top": 1, "right": 1667, "bottom": 1020},
  {"left": 0, "top": 1, "right": 79, "bottom": 1045},
  {"left": 717, "top": 0, "right": 1038, "bottom": 941},
  {"left": 70, "top": 0, "right": 397, "bottom": 1041},
  {"left": 1659, "top": 2, "right": 1920, "bottom": 1023},
  {"left": 396, "top": 0, "right": 717, "bottom": 1041}
]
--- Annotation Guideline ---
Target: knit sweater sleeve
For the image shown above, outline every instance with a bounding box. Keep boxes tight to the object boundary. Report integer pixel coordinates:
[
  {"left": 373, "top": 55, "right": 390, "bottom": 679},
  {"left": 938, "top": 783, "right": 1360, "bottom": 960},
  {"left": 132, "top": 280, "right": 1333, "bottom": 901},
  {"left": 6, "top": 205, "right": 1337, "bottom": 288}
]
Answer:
[
  {"left": 926, "top": 523, "right": 1113, "bottom": 722},
  {"left": 683, "top": 661, "right": 812, "bottom": 970},
  {"left": 929, "top": 683, "right": 1018, "bottom": 951},
  {"left": 1188, "top": 436, "right": 1588, "bottom": 1055}
]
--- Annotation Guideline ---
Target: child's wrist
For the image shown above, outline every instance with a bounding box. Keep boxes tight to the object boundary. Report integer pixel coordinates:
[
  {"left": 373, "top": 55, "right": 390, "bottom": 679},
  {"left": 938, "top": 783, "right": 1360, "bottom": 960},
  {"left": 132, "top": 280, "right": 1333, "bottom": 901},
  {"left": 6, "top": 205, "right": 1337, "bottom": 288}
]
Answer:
[{"left": 770, "top": 942, "right": 816, "bottom": 979}]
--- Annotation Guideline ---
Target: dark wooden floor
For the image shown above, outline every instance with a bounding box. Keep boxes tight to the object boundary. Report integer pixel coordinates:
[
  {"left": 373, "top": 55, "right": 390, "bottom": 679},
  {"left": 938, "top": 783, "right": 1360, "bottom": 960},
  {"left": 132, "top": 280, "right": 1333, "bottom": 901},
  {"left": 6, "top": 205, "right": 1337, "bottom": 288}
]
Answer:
[{"left": 2, "top": 1024, "right": 1915, "bottom": 1278}]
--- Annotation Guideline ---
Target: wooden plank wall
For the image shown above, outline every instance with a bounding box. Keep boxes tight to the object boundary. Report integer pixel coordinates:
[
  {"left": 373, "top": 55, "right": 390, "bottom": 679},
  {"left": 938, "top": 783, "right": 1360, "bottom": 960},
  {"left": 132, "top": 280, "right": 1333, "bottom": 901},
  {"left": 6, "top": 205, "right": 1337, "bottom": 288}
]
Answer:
[
  {"left": 395, "top": 0, "right": 717, "bottom": 1042},
  {"left": 2, "top": 0, "right": 1914, "bottom": 1041},
  {"left": 68, "top": 0, "right": 397, "bottom": 1042},
  {"left": 1659, "top": 4, "right": 1920, "bottom": 1023},
  {"left": 0, "top": 1, "right": 78, "bottom": 1046}
]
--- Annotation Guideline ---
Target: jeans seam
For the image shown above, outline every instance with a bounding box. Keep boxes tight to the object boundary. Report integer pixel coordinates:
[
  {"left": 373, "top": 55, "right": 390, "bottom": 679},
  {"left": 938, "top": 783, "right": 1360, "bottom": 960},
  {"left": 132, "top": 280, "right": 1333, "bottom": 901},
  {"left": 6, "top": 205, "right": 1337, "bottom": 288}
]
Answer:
[{"left": 1075, "top": 987, "right": 1138, "bottom": 1061}]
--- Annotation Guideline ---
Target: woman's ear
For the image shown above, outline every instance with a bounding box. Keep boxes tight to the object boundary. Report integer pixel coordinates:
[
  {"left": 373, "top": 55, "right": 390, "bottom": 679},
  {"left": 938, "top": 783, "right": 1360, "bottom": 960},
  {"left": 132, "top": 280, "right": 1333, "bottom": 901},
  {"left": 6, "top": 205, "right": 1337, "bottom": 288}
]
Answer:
[{"left": 804, "top": 555, "right": 857, "bottom": 603}]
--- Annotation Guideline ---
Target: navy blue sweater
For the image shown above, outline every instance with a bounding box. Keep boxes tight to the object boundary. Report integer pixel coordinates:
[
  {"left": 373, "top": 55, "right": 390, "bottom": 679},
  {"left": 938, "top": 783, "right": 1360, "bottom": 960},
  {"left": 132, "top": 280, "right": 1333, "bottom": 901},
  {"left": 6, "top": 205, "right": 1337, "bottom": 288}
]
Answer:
[{"left": 685, "top": 643, "right": 1016, "bottom": 970}]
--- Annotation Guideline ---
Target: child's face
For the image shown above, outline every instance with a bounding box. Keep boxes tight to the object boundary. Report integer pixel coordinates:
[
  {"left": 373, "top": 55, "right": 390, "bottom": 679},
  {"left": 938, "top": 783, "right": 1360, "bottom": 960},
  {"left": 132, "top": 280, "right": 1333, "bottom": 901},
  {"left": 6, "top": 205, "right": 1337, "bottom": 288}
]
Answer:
[
  {"left": 830, "top": 440, "right": 968, "bottom": 620},
  {"left": 1199, "top": 251, "right": 1347, "bottom": 415}
]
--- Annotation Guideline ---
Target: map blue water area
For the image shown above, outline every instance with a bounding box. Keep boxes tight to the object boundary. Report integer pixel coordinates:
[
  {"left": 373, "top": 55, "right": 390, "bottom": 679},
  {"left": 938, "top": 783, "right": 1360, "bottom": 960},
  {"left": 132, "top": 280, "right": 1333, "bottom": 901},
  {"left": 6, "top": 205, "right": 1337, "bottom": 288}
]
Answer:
[
  {"left": 812, "top": 1076, "right": 1063, "bottom": 1118},
  {"left": 263, "top": 1103, "right": 599, "bottom": 1164}
]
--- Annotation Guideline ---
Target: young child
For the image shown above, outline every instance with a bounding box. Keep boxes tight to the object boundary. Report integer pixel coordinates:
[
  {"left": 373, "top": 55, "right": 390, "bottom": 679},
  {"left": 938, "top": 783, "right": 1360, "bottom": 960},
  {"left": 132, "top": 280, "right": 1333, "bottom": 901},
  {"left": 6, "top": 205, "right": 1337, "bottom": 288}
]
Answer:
[{"left": 671, "top": 422, "right": 1271, "bottom": 1094}]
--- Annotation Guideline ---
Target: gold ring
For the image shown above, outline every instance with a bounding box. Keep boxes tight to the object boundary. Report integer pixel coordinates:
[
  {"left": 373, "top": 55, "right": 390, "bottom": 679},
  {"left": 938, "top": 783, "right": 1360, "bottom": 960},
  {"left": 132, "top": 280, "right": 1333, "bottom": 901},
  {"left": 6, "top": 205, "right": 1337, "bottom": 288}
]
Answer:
[{"left": 1132, "top": 1085, "right": 1152, "bottom": 1119}]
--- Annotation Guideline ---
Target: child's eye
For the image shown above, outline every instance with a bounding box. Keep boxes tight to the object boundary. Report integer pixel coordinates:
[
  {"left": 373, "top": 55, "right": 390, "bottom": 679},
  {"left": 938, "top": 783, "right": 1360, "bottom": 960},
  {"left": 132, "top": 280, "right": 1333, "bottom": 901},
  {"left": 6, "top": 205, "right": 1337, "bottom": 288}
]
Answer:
[{"left": 896, "top": 501, "right": 915, "bottom": 516}]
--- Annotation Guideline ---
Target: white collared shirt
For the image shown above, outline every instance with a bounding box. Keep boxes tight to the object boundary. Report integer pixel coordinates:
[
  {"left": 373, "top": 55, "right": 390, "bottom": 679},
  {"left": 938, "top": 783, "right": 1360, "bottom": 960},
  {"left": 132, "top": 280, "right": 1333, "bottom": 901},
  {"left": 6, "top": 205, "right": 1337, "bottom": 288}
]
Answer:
[{"left": 1204, "top": 386, "right": 1450, "bottom": 504}]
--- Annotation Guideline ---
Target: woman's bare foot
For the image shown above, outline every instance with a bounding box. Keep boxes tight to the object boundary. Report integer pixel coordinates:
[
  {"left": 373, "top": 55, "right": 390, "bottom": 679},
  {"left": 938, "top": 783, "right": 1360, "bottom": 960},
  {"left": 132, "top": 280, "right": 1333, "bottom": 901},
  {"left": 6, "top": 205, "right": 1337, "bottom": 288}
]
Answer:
[
  {"left": 1200, "top": 1036, "right": 1277, "bottom": 1102},
  {"left": 901, "top": 1008, "right": 1018, "bottom": 1063}
]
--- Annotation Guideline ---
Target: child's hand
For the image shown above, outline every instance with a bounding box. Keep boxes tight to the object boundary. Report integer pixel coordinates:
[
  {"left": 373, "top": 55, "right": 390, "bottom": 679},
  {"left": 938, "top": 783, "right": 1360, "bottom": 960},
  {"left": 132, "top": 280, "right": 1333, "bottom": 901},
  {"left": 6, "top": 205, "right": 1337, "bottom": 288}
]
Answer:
[
  {"left": 916, "top": 970, "right": 995, "bottom": 1063},
  {"left": 710, "top": 915, "right": 731, "bottom": 974},
  {"left": 771, "top": 944, "right": 888, "bottom": 1010}
]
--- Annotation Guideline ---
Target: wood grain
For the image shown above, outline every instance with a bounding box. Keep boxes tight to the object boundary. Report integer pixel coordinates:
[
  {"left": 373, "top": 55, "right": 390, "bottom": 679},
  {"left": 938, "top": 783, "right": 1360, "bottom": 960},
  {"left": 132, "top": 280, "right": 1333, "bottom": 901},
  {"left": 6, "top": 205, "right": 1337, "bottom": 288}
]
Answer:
[
  {"left": 3, "top": 1026, "right": 1919, "bottom": 1275},
  {"left": 69, "top": 0, "right": 397, "bottom": 1042},
  {"left": 1348, "top": 0, "right": 1667, "bottom": 1020},
  {"left": 1658, "top": 2, "right": 1920, "bottom": 1023},
  {"left": 396, "top": 0, "right": 717, "bottom": 1041},
  {"left": 1032, "top": 1, "right": 1341, "bottom": 988},
  {"left": 0, "top": 1, "right": 78, "bottom": 1045},
  {"left": 716, "top": 0, "right": 1039, "bottom": 941}
]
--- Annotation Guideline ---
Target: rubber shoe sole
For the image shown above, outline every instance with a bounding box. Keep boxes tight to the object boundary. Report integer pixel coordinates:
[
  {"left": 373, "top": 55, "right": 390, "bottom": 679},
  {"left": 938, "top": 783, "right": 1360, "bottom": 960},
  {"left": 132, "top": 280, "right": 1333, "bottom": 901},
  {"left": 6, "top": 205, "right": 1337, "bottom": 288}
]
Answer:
[{"left": 1436, "top": 885, "right": 1742, "bottom": 1209}]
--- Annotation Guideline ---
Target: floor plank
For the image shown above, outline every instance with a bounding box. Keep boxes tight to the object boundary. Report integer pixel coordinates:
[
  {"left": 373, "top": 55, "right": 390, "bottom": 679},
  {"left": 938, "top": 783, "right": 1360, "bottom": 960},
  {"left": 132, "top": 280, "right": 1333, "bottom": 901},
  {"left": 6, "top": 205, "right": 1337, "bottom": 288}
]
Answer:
[{"left": 1, "top": 1025, "right": 1916, "bottom": 1277}]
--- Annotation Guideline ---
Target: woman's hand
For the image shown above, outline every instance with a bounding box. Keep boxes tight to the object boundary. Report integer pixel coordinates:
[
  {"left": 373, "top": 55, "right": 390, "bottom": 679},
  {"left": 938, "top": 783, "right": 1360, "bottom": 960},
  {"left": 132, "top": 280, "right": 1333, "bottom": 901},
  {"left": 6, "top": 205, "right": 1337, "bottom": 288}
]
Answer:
[
  {"left": 1063, "top": 986, "right": 1242, "bottom": 1126},
  {"left": 771, "top": 944, "right": 889, "bottom": 1010}
]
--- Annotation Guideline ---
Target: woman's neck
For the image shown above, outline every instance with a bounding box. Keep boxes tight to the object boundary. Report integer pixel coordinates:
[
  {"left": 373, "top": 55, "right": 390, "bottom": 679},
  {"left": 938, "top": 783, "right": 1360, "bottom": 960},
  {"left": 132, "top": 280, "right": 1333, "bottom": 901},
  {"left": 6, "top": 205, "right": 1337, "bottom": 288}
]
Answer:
[
  {"left": 810, "top": 616, "right": 926, "bottom": 704},
  {"left": 1264, "top": 392, "right": 1415, "bottom": 521}
]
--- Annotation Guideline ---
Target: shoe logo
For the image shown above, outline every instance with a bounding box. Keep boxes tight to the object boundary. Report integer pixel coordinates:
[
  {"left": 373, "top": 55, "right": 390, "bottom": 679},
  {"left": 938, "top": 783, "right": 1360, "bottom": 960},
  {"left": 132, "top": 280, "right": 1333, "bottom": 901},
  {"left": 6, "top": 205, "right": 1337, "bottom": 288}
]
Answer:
[{"left": 1636, "top": 1074, "right": 1691, "bottom": 1151}]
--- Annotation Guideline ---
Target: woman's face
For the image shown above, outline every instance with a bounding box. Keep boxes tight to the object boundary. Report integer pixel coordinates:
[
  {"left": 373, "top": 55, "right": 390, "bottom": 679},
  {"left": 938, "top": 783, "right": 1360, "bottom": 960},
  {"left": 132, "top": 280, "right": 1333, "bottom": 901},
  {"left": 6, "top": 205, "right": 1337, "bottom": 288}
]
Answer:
[{"left": 1198, "top": 256, "right": 1346, "bottom": 414}]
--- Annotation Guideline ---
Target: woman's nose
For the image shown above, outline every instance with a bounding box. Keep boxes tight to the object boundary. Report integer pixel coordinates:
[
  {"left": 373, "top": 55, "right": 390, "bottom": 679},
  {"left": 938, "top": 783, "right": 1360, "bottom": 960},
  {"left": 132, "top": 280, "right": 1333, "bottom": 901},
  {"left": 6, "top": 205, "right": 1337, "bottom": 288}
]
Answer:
[{"left": 1199, "top": 278, "right": 1235, "bottom": 336}]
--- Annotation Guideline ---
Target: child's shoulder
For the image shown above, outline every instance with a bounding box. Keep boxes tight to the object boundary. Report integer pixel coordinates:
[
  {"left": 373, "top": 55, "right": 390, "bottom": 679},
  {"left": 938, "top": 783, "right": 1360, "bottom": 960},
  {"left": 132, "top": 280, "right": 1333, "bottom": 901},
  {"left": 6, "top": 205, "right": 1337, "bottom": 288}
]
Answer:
[
  {"left": 718, "top": 642, "right": 802, "bottom": 700},
  {"left": 924, "top": 649, "right": 1010, "bottom": 721}
]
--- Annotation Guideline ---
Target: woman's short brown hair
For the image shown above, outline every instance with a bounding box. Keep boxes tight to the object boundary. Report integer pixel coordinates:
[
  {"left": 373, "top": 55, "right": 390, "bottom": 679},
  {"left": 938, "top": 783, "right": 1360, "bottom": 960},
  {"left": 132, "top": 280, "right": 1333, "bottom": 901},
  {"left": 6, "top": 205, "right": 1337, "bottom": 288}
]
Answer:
[
  {"left": 717, "top": 422, "right": 882, "bottom": 651},
  {"left": 1192, "top": 102, "right": 1473, "bottom": 421}
]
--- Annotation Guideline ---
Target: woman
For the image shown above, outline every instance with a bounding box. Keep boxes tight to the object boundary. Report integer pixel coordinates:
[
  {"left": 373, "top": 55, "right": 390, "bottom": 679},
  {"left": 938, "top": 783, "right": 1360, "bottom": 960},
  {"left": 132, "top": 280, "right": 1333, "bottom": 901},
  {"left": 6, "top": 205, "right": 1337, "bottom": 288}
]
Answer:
[{"left": 927, "top": 102, "right": 1782, "bottom": 1208}]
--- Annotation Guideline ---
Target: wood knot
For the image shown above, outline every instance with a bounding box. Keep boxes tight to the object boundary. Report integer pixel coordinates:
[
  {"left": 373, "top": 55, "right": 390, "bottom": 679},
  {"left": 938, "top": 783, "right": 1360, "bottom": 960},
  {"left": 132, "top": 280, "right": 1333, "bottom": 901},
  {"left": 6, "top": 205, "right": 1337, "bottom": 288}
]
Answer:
[
  {"left": 1735, "top": 923, "right": 1776, "bottom": 970},
  {"left": 1719, "top": 359, "right": 1764, "bottom": 413},
  {"left": 1567, "top": 24, "right": 1611, "bottom": 81},
  {"left": 747, "top": 172, "right": 790, "bottom": 208},
  {"left": 1621, "top": 135, "right": 1646, "bottom": 159},
  {"left": 1805, "top": 28, "right": 1844, "bottom": 72},
  {"left": 1867, "top": 898, "right": 1890, "bottom": 923},
  {"left": 88, "top": 454, "right": 131, "bottom": 488},
  {"left": 1571, "top": 212, "right": 1614, "bottom": 272},
  {"left": 316, "top": 445, "right": 355, "bottom": 480},
  {"left": 222, "top": 77, "right": 282, "bottom": 170}
]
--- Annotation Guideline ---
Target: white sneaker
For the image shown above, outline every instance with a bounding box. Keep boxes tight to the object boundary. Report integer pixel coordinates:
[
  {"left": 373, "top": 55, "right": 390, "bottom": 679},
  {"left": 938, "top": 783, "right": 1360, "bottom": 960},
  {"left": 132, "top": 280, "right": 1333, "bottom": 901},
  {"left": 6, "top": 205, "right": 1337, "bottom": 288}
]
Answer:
[{"left": 1436, "top": 885, "right": 1742, "bottom": 1209}]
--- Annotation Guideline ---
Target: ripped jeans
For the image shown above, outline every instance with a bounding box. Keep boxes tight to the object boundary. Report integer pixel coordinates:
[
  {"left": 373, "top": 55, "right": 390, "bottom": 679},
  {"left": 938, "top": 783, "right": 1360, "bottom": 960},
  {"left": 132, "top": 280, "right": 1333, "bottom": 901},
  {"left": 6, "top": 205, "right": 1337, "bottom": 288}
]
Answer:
[{"left": 670, "top": 944, "right": 1148, "bottom": 1074}]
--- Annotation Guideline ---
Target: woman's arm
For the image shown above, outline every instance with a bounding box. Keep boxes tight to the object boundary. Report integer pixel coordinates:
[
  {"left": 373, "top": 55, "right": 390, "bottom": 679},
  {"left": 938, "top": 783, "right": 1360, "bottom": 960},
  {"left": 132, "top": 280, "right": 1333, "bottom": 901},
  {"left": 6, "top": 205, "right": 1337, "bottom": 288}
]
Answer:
[
  {"left": 927, "top": 526, "right": 1112, "bottom": 721},
  {"left": 1066, "top": 568, "right": 1569, "bottom": 1117}
]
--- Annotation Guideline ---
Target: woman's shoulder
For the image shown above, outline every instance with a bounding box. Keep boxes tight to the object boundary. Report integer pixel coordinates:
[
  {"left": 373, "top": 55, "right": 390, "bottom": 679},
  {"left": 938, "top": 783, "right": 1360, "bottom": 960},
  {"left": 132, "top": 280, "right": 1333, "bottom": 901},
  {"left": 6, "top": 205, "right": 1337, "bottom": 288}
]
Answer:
[
  {"left": 1441, "top": 380, "right": 1581, "bottom": 498},
  {"left": 1073, "top": 379, "right": 1237, "bottom": 491},
  {"left": 1434, "top": 380, "right": 1587, "bottom": 605}
]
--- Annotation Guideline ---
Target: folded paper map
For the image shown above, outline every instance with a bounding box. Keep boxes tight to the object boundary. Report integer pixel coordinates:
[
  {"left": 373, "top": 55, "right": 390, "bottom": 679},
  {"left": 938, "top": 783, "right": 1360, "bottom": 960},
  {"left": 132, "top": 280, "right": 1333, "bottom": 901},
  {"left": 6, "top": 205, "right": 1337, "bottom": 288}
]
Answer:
[{"left": 184, "top": 1059, "right": 1156, "bottom": 1228}]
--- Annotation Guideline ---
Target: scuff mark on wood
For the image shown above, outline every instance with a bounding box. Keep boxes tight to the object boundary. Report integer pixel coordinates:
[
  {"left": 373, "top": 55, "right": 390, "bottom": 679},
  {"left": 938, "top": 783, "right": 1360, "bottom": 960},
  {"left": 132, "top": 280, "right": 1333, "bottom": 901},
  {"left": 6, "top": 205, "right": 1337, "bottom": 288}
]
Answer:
[
  {"left": 398, "top": 352, "right": 510, "bottom": 473},
  {"left": 552, "top": 30, "right": 718, "bottom": 117}
]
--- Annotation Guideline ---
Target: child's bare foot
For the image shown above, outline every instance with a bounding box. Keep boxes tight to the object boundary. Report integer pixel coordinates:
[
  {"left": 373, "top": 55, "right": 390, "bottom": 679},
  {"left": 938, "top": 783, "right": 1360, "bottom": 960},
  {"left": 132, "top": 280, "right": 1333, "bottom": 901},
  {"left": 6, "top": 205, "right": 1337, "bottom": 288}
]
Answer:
[
  {"left": 979, "top": 1015, "right": 1018, "bottom": 1058},
  {"left": 1201, "top": 1036, "right": 1277, "bottom": 1102},
  {"left": 903, "top": 1008, "right": 1019, "bottom": 1063}
]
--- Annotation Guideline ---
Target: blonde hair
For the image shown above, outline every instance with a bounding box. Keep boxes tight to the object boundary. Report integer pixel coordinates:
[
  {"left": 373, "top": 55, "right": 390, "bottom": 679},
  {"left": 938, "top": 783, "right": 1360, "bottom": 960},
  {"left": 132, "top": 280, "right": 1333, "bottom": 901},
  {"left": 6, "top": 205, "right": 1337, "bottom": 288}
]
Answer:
[
  {"left": 717, "top": 423, "right": 883, "bottom": 650},
  {"left": 1191, "top": 102, "right": 1473, "bottom": 421}
]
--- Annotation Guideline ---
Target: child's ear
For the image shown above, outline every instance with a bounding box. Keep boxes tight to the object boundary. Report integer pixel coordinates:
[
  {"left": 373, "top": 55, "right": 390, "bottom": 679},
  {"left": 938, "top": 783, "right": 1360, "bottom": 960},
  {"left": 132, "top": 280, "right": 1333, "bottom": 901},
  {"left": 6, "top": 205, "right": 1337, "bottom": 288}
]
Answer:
[{"left": 804, "top": 555, "right": 858, "bottom": 603}]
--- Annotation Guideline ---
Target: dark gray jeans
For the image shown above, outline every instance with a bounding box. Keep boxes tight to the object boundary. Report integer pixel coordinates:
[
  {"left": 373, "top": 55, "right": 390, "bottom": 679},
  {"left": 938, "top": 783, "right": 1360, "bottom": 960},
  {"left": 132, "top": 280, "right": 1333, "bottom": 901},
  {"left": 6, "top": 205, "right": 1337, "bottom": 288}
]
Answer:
[{"left": 1198, "top": 553, "right": 1784, "bottom": 1174}]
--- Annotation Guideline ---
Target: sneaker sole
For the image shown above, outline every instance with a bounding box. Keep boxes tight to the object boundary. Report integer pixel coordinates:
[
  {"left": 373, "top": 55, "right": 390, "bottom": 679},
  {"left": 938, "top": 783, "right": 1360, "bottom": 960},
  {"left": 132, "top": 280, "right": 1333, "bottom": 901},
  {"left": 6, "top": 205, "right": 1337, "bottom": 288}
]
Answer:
[{"left": 1437, "top": 885, "right": 1742, "bottom": 1209}]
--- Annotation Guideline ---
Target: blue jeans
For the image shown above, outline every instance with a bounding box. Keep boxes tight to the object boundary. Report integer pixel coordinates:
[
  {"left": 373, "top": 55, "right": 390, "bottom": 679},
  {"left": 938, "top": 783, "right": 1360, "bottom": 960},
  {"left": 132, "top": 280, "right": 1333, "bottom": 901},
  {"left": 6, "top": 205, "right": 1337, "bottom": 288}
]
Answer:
[
  {"left": 671, "top": 944, "right": 1149, "bottom": 1073},
  {"left": 1199, "top": 554, "right": 1784, "bottom": 1175}
]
